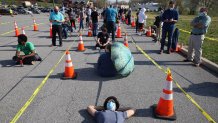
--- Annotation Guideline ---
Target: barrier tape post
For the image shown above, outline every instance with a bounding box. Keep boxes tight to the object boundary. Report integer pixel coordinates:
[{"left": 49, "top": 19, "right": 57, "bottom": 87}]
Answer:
[{"left": 120, "top": 24, "right": 216, "bottom": 123}]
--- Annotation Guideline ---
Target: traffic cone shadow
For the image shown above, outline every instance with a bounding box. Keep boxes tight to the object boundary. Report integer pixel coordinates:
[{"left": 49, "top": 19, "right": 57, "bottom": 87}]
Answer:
[
  {"left": 61, "top": 50, "right": 77, "bottom": 80},
  {"left": 152, "top": 69, "right": 176, "bottom": 120}
]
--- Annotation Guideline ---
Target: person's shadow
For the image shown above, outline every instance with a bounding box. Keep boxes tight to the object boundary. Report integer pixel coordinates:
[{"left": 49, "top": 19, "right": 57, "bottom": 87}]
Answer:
[{"left": 174, "top": 82, "right": 218, "bottom": 98}]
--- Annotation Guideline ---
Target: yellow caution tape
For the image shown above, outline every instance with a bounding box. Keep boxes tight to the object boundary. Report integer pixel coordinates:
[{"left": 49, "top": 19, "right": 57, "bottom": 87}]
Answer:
[
  {"left": 179, "top": 29, "right": 218, "bottom": 42},
  {"left": 10, "top": 35, "right": 78, "bottom": 123},
  {"left": 121, "top": 24, "right": 216, "bottom": 123}
]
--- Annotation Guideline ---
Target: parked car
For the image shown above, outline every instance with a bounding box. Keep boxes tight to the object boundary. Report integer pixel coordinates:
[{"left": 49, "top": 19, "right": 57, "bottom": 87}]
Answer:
[{"left": 0, "top": 8, "right": 17, "bottom": 15}]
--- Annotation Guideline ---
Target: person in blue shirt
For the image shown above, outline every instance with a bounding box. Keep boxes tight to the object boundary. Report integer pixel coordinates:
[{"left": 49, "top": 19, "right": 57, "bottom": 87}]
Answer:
[
  {"left": 159, "top": 1, "right": 179, "bottom": 54},
  {"left": 49, "top": 6, "right": 64, "bottom": 47},
  {"left": 87, "top": 96, "right": 135, "bottom": 123},
  {"left": 105, "top": 5, "right": 118, "bottom": 42},
  {"left": 184, "top": 8, "right": 211, "bottom": 67}
]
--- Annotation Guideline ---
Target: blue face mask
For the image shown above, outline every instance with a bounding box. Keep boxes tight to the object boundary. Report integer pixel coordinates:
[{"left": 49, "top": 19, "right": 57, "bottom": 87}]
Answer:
[
  {"left": 199, "top": 12, "right": 205, "bottom": 16},
  {"left": 106, "top": 101, "right": 116, "bottom": 111}
]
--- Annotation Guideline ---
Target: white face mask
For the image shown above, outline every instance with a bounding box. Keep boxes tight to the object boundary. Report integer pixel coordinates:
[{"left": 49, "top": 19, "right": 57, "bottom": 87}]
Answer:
[{"left": 199, "top": 12, "right": 205, "bottom": 16}]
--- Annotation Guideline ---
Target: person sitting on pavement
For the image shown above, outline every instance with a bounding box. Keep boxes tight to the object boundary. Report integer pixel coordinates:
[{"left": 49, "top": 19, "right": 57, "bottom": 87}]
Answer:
[
  {"left": 96, "top": 28, "right": 110, "bottom": 49},
  {"left": 87, "top": 96, "right": 135, "bottom": 123},
  {"left": 62, "top": 16, "right": 71, "bottom": 39},
  {"left": 12, "top": 34, "right": 42, "bottom": 65}
]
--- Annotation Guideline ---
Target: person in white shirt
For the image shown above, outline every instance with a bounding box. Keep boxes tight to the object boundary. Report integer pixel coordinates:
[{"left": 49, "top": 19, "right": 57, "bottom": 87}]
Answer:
[{"left": 138, "top": 8, "right": 147, "bottom": 35}]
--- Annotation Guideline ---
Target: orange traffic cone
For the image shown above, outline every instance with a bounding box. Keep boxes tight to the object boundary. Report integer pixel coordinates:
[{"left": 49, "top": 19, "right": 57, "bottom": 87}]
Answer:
[
  {"left": 78, "top": 33, "right": 86, "bottom": 51},
  {"left": 21, "top": 27, "right": 25, "bottom": 35},
  {"left": 131, "top": 16, "right": 136, "bottom": 27},
  {"left": 146, "top": 26, "right": 152, "bottom": 37},
  {"left": 14, "top": 21, "right": 20, "bottom": 37},
  {"left": 33, "top": 19, "right": 38, "bottom": 31},
  {"left": 123, "top": 33, "right": 129, "bottom": 47},
  {"left": 176, "top": 43, "right": 183, "bottom": 52},
  {"left": 61, "top": 50, "right": 77, "bottom": 80},
  {"left": 116, "top": 22, "right": 122, "bottom": 38},
  {"left": 50, "top": 23, "right": 52, "bottom": 38},
  {"left": 152, "top": 69, "right": 176, "bottom": 120},
  {"left": 87, "top": 26, "right": 92, "bottom": 37}
]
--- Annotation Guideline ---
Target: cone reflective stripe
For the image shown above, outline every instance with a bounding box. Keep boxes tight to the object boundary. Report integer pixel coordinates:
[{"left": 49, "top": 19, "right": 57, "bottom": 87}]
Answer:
[
  {"left": 33, "top": 19, "right": 38, "bottom": 31},
  {"left": 50, "top": 23, "right": 52, "bottom": 38},
  {"left": 153, "top": 69, "right": 176, "bottom": 120},
  {"left": 22, "top": 27, "right": 25, "bottom": 34},
  {"left": 116, "top": 22, "right": 122, "bottom": 38},
  {"left": 123, "top": 33, "right": 129, "bottom": 47},
  {"left": 62, "top": 51, "right": 77, "bottom": 79},
  {"left": 14, "top": 21, "right": 20, "bottom": 37},
  {"left": 78, "top": 33, "right": 85, "bottom": 51}
]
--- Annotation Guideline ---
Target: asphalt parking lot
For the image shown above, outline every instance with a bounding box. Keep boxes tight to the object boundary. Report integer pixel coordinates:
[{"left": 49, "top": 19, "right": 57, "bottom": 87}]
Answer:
[{"left": 0, "top": 14, "right": 217, "bottom": 123}]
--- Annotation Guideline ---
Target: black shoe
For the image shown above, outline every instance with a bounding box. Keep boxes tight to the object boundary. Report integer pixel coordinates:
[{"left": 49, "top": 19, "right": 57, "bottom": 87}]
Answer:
[
  {"left": 59, "top": 44, "right": 62, "bottom": 47},
  {"left": 166, "top": 50, "right": 171, "bottom": 54},
  {"left": 183, "top": 59, "right": 192, "bottom": 62},
  {"left": 15, "top": 61, "right": 20, "bottom": 65}
]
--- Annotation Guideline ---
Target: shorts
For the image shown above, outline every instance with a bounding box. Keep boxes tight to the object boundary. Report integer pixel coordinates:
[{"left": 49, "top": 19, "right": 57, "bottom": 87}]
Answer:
[{"left": 139, "top": 23, "right": 144, "bottom": 30}]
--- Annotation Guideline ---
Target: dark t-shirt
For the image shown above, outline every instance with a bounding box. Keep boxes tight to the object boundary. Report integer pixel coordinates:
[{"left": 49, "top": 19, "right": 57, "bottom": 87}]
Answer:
[
  {"left": 97, "top": 32, "right": 109, "bottom": 45},
  {"left": 91, "top": 11, "right": 99, "bottom": 23},
  {"left": 95, "top": 110, "right": 127, "bottom": 123}
]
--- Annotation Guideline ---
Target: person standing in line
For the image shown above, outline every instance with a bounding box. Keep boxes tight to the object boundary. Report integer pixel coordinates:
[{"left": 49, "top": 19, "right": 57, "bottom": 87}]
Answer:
[
  {"left": 68, "top": 8, "right": 77, "bottom": 33},
  {"left": 127, "top": 8, "right": 132, "bottom": 25},
  {"left": 184, "top": 8, "right": 211, "bottom": 67},
  {"left": 135, "top": 8, "right": 141, "bottom": 33},
  {"left": 105, "top": 5, "right": 118, "bottom": 42},
  {"left": 78, "top": 8, "right": 85, "bottom": 32},
  {"left": 49, "top": 6, "right": 64, "bottom": 47},
  {"left": 159, "top": 1, "right": 179, "bottom": 54},
  {"left": 91, "top": 7, "right": 99, "bottom": 37},
  {"left": 138, "top": 8, "right": 147, "bottom": 36}
]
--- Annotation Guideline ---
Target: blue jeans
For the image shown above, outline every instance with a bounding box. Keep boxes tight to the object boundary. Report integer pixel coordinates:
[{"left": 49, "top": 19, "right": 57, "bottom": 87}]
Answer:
[
  {"left": 92, "top": 22, "right": 98, "bottom": 36},
  {"left": 107, "top": 21, "right": 116, "bottom": 42},
  {"left": 160, "top": 26, "right": 174, "bottom": 51},
  {"left": 79, "top": 19, "right": 84, "bottom": 30}
]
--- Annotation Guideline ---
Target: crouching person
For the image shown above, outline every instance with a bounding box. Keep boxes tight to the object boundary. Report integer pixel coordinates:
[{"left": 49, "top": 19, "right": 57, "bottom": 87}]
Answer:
[
  {"left": 87, "top": 96, "right": 135, "bottom": 123},
  {"left": 13, "top": 34, "right": 42, "bottom": 65}
]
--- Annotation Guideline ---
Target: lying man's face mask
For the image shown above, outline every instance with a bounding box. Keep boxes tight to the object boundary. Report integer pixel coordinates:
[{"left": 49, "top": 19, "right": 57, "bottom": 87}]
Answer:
[{"left": 106, "top": 101, "right": 116, "bottom": 111}]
